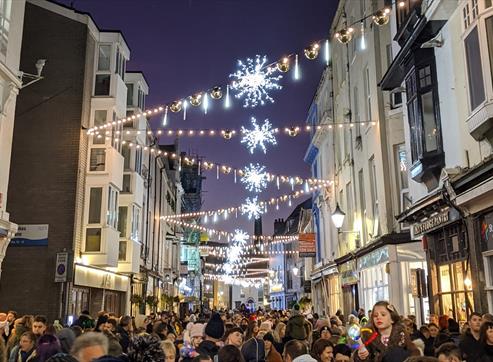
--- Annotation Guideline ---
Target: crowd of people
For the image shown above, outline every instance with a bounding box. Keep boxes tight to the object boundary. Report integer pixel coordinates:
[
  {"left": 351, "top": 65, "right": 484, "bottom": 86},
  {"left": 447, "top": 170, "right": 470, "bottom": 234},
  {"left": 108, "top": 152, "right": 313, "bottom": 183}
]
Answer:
[{"left": 0, "top": 300, "right": 492, "bottom": 362}]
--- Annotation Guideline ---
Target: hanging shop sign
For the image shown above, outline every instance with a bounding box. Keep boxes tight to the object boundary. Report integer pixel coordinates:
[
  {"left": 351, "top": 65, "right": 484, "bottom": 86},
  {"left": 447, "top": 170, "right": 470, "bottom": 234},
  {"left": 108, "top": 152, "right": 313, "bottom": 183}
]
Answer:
[
  {"left": 11, "top": 224, "right": 48, "bottom": 246},
  {"left": 481, "top": 211, "right": 493, "bottom": 250},
  {"left": 413, "top": 208, "right": 460, "bottom": 237},
  {"left": 357, "top": 246, "right": 389, "bottom": 270},
  {"left": 299, "top": 233, "right": 316, "bottom": 257}
]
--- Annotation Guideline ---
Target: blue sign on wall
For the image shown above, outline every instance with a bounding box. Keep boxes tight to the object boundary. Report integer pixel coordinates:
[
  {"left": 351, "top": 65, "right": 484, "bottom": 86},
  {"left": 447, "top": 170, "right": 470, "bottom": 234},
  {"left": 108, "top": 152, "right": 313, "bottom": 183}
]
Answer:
[{"left": 11, "top": 224, "right": 49, "bottom": 246}]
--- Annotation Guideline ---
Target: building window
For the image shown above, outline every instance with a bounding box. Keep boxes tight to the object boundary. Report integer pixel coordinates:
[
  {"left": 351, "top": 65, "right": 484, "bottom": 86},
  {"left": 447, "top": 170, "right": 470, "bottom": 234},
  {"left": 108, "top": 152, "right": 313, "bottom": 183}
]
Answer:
[
  {"left": 135, "top": 147, "right": 142, "bottom": 174},
  {"left": 90, "top": 148, "right": 106, "bottom": 171},
  {"left": 126, "top": 83, "right": 134, "bottom": 106},
  {"left": 437, "top": 261, "right": 473, "bottom": 323},
  {"left": 131, "top": 205, "right": 141, "bottom": 242},
  {"left": 358, "top": 169, "right": 367, "bottom": 244},
  {"left": 88, "top": 187, "right": 102, "bottom": 224},
  {"left": 118, "top": 206, "right": 128, "bottom": 238},
  {"left": 98, "top": 44, "right": 111, "bottom": 71},
  {"left": 369, "top": 156, "right": 379, "bottom": 237},
  {"left": 396, "top": 0, "right": 423, "bottom": 33},
  {"left": 94, "top": 110, "right": 107, "bottom": 127},
  {"left": 405, "top": 58, "right": 441, "bottom": 163},
  {"left": 115, "top": 47, "right": 126, "bottom": 79},
  {"left": 107, "top": 186, "right": 118, "bottom": 229},
  {"left": 364, "top": 67, "right": 372, "bottom": 122},
  {"left": 122, "top": 144, "right": 131, "bottom": 170},
  {"left": 138, "top": 87, "right": 145, "bottom": 110},
  {"left": 118, "top": 240, "right": 127, "bottom": 261},
  {"left": 485, "top": 16, "right": 493, "bottom": 95},
  {"left": 85, "top": 228, "right": 101, "bottom": 252},
  {"left": 122, "top": 174, "right": 131, "bottom": 193},
  {"left": 0, "top": 0, "right": 11, "bottom": 57},
  {"left": 94, "top": 75, "right": 110, "bottom": 96},
  {"left": 464, "top": 26, "right": 486, "bottom": 111}
]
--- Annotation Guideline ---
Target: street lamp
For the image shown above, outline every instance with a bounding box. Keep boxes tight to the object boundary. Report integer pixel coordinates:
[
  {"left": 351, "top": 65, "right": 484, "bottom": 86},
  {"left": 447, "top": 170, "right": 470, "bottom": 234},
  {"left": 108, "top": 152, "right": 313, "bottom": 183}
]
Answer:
[
  {"left": 331, "top": 203, "right": 346, "bottom": 229},
  {"left": 292, "top": 266, "right": 299, "bottom": 276}
]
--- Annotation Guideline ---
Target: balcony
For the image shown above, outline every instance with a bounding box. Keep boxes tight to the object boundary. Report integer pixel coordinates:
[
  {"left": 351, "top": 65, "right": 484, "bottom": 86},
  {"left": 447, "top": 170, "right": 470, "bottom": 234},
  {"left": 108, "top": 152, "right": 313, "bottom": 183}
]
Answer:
[
  {"left": 466, "top": 100, "right": 493, "bottom": 146},
  {"left": 83, "top": 226, "right": 120, "bottom": 267},
  {"left": 120, "top": 172, "right": 144, "bottom": 207},
  {"left": 118, "top": 238, "right": 141, "bottom": 274},
  {"left": 87, "top": 147, "right": 124, "bottom": 191}
]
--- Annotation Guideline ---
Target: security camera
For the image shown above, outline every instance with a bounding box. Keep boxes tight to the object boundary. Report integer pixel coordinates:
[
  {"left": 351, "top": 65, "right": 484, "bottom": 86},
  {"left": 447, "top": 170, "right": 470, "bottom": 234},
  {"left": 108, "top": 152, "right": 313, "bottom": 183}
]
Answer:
[
  {"left": 421, "top": 34, "right": 443, "bottom": 48},
  {"left": 35, "top": 59, "right": 46, "bottom": 77}
]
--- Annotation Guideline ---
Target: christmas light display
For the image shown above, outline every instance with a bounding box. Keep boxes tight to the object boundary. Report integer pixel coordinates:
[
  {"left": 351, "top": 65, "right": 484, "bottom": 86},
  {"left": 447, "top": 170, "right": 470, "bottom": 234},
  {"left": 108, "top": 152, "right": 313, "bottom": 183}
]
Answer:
[
  {"left": 241, "top": 117, "right": 278, "bottom": 154},
  {"left": 241, "top": 196, "right": 264, "bottom": 220},
  {"left": 241, "top": 163, "right": 269, "bottom": 193},
  {"left": 230, "top": 55, "right": 282, "bottom": 108}
]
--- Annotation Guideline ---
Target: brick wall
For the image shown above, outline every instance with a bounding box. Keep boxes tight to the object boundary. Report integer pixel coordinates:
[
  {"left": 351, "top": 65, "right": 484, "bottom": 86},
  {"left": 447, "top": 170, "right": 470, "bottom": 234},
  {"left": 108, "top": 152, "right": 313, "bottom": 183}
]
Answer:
[{"left": 0, "top": 2, "right": 88, "bottom": 321}]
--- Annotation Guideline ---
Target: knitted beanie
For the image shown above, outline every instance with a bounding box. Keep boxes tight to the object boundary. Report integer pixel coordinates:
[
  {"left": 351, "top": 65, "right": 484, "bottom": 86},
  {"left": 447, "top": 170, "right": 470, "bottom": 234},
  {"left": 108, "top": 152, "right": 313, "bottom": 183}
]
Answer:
[
  {"left": 204, "top": 313, "right": 225, "bottom": 339},
  {"left": 191, "top": 323, "right": 205, "bottom": 338}
]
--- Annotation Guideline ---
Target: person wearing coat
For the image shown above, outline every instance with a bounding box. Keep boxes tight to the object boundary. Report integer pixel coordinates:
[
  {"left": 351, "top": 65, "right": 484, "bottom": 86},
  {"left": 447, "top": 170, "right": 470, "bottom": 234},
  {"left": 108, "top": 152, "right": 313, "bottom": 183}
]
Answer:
[{"left": 263, "top": 333, "right": 281, "bottom": 362}]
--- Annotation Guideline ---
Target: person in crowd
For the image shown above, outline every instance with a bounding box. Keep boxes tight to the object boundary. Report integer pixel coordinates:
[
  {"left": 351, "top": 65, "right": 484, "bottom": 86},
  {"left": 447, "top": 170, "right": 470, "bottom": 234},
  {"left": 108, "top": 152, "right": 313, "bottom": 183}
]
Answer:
[
  {"left": 310, "top": 339, "right": 333, "bottom": 362},
  {"left": 263, "top": 333, "right": 282, "bottom": 362},
  {"left": 283, "top": 339, "right": 316, "bottom": 362},
  {"left": 114, "top": 316, "right": 132, "bottom": 354},
  {"left": 435, "top": 342, "right": 462, "bottom": 362},
  {"left": 34, "top": 334, "right": 61, "bottom": 362},
  {"left": 192, "top": 355, "right": 213, "bottom": 362},
  {"left": 245, "top": 322, "right": 259, "bottom": 342},
  {"left": 70, "top": 332, "right": 108, "bottom": 362},
  {"left": 72, "top": 312, "right": 94, "bottom": 332},
  {"left": 224, "top": 327, "right": 243, "bottom": 349},
  {"left": 478, "top": 320, "right": 493, "bottom": 361},
  {"left": 427, "top": 324, "right": 439, "bottom": 340},
  {"left": 353, "top": 301, "right": 419, "bottom": 362},
  {"left": 218, "top": 345, "right": 245, "bottom": 362},
  {"left": 272, "top": 323, "right": 286, "bottom": 354},
  {"left": 68, "top": 328, "right": 82, "bottom": 340},
  {"left": 332, "top": 344, "right": 351, "bottom": 362},
  {"left": 285, "top": 305, "right": 310, "bottom": 342},
  {"left": 8, "top": 317, "right": 33, "bottom": 362},
  {"left": 240, "top": 319, "right": 249, "bottom": 333},
  {"left": 433, "top": 315, "right": 453, "bottom": 350},
  {"left": 161, "top": 340, "right": 176, "bottom": 362},
  {"left": 15, "top": 331, "right": 36, "bottom": 362},
  {"left": 241, "top": 326, "right": 265, "bottom": 362},
  {"left": 197, "top": 313, "right": 224, "bottom": 360},
  {"left": 403, "top": 357, "right": 439, "bottom": 362},
  {"left": 418, "top": 326, "right": 434, "bottom": 357},
  {"left": 429, "top": 315, "right": 439, "bottom": 327},
  {"left": 127, "top": 334, "right": 165, "bottom": 362},
  {"left": 32, "top": 317, "right": 48, "bottom": 342},
  {"left": 312, "top": 320, "right": 328, "bottom": 343},
  {"left": 460, "top": 312, "right": 482, "bottom": 362},
  {"left": 55, "top": 329, "right": 75, "bottom": 355}
]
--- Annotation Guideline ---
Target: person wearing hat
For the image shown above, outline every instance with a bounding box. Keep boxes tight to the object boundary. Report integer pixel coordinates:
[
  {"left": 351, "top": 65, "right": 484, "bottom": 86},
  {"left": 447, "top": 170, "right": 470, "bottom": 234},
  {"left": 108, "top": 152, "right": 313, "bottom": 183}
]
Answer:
[
  {"left": 180, "top": 323, "right": 204, "bottom": 362},
  {"left": 224, "top": 327, "right": 243, "bottom": 349},
  {"left": 197, "top": 314, "right": 224, "bottom": 360},
  {"left": 263, "top": 333, "right": 282, "bottom": 362}
]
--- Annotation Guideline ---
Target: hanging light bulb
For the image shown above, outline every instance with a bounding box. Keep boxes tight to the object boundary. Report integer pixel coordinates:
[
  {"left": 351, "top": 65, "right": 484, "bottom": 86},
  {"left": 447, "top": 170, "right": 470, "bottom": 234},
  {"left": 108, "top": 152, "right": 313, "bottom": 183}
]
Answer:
[
  {"left": 360, "top": 21, "right": 366, "bottom": 51},
  {"left": 203, "top": 92, "right": 209, "bottom": 114},
  {"left": 190, "top": 92, "right": 203, "bottom": 106},
  {"left": 210, "top": 86, "right": 223, "bottom": 99},
  {"left": 294, "top": 54, "right": 300, "bottom": 80},
  {"left": 373, "top": 8, "right": 391, "bottom": 26},
  {"left": 277, "top": 57, "right": 290, "bottom": 73},
  {"left": 335, "top": 27, "right": 354, "bottom": 44},
  {"left": 304, "top": 43, "right": 320, "bottom": 60},
  {"left": 183, "top": 99, "right": 188, "bottom": 121},
  {"left": 324, "top": 39, "right": 330, "bottom": 65},
  {"left": 170, "top": 100, "right": 182, "bottom": 113},
  {"left": 162, "top": 106, "right": 168, "bottom": 126},
  {"left": 225, "top": 85, "right": 231, "bottom": 109}
]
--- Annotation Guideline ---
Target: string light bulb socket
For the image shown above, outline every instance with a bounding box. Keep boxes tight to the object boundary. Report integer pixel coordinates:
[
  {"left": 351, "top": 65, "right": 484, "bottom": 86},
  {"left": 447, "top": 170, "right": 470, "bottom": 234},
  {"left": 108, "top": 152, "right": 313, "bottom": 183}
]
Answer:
[
  {"left": 190, "top": 92, "right": 203, "bottom": 106},
  {"left": 304, "top": 43, "right": 320, "bottom": 60},
  {"left": 170, "top": 100, "right": 182, "bottom": 113},
  {"left": 222, "top": 130, "right": 234, "bottom": 140},
  {"left": 373, "top": 8, "right": 391, "bottom": 26},
  {"left": 335, "top": 27, "right": 354, "bottom": 44},
  {"left": 277, "top": 57, "right": 290, "bottom": 73},
  {"left": 210, "top": 86, "right": 223, "bottom": 100}
]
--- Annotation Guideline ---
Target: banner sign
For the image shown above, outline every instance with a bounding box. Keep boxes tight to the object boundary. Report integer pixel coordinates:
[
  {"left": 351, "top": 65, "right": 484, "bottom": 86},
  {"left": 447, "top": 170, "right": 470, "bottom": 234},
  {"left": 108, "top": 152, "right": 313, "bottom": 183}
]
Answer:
[
  {"left": 55, "top": 252, "right": 68, "bottom": 283},
  {"left": 11, "top": 224, "right": 48, "bottom": 246},
  {"left": 299, "top": 233, "right": 316, "bottom": 257}
]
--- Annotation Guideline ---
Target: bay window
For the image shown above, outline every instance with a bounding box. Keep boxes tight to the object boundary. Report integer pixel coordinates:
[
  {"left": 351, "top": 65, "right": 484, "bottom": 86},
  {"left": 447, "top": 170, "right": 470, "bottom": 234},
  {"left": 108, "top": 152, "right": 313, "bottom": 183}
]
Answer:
[{"left": 106, "top": 185, "right": 118, "bottom": 229}]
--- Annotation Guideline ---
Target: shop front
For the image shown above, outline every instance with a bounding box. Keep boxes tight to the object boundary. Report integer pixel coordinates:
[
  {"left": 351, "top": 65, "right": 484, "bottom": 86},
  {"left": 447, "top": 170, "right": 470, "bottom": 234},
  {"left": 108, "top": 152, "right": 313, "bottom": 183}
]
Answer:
[
  {"left": 357, "top": 247, "right": 390, "bottom": 314},
  {"left": 338, "top": 259, "right": 359, "bottom": 317},
  {"left": 310, "top": 262, "right": 340, "bottom": 316},
  {"left": 72, "top": 263, "right": 130, "bottom": 317}
]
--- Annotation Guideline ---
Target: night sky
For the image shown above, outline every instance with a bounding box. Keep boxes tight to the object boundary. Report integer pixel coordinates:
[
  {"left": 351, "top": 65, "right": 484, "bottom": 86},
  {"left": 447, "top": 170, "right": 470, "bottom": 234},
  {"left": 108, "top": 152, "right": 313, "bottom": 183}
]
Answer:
[{"left": 55, "top": 0, "right": 337, "bottom": 235}]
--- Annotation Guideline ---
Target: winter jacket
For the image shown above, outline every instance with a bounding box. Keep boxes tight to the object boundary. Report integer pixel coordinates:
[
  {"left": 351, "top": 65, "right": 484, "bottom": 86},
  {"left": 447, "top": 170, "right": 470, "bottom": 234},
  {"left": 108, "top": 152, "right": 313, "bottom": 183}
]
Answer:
[
  {"left": 265, "top": 347, "right": 282, "bottom": 362},
  {"left": 115, "top": 326, "right": 130, "bottom": 354},
  {"left": 286, "top": 315, "right": 310, "bottom": 341},
  {"left": 433, "top": 329, "right": 453, "bottom": 350},
  {"left": 460, "top": 330, "right": 482, "bottom": 362},
  {"left": 352, "top": 323, "right": 420, "bottom": 362},
  {"left": 17, "top": 348, "right": 36, "bottom": 362},
  {"left": 241, "top": 338, "right": 266, "bottom": 362},
  {"left": 292, "top": 354, "right": 317, "bottom": 362},
  {"left": 197, "top": 340, "right": 220, "bottom": 360},
  {"left": 477, "top": 344, "right": 493, "bottom": 362}
]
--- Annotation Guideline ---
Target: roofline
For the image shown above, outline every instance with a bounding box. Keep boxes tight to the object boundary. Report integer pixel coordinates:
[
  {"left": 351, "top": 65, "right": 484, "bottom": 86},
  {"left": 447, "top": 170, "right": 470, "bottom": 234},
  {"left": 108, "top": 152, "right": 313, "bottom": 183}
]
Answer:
[{"left": 126, "top": 71, "right": 150, "bottom": 88}]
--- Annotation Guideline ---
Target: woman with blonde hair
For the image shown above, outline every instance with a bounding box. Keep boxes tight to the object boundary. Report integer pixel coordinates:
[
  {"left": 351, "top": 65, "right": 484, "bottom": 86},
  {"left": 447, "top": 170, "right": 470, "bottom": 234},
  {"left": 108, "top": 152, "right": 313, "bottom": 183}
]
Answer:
[{"left": 272, "top": 322, "right": 285, "bottom": 353}]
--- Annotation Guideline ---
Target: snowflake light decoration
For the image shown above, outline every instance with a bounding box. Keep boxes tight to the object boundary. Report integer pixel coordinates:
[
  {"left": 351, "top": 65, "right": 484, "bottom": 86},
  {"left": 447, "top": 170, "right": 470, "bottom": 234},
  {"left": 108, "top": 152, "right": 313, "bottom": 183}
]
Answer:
[
  {"left": 232, "top": 229, "right": 249, "bottom": 245},
  {"left": 241, "top": 163, "right": 269, "bottom": 193},
  {"left": 230, "top": 55, "right": 283, "bottom": 108},
  {"left": 241, "top": 117, "right": 277, "bottom": 154},
  {"left": 241, "top": 196, "right": 264, "bottom": 220}
]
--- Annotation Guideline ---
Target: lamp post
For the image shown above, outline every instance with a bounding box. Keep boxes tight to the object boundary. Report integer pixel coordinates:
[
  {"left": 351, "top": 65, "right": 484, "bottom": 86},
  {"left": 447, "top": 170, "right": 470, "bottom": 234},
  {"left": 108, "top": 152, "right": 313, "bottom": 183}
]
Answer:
[{"left": 331, "top": 203, "right": 346, "bottom": 229}]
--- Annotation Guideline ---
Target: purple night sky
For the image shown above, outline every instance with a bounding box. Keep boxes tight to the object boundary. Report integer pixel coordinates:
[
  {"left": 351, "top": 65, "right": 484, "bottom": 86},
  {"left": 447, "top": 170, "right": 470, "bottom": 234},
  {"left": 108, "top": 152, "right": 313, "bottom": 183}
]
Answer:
[{"left": 55, "top": 0, "right": 336, "bottom": 235}]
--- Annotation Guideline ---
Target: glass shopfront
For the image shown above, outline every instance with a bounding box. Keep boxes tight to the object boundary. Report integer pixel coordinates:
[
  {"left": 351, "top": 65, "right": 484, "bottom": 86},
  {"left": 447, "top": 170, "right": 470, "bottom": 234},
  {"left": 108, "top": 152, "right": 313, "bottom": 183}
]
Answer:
[{"left": 359, "top": 263, "right": 389, "bottom": 313}]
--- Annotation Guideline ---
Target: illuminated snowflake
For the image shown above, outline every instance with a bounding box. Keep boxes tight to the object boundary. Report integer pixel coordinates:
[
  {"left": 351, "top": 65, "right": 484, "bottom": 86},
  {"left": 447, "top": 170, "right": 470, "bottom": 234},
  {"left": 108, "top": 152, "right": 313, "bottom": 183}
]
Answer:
[
  {"left": 232, "top": 229, "right": 249, "bottom": 245},
  {"left": 230, "top": 55, "right": 283, "bottom": 108},
  {"left": 241, "top": 196, "right": 264, "bottom": 220},
  {"left": 241, "top": 163, "right": 269, "bottom": 193},
  {"left": 241, "top": 117, "right": 277, "bottom": 154}
]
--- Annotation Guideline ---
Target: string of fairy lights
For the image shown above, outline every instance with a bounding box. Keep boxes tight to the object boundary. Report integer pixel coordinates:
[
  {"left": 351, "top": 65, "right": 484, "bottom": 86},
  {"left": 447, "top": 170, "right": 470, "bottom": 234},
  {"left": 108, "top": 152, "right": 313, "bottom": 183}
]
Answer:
[{"left": 86, "top": 1, "right": 398, "bottom": 137}]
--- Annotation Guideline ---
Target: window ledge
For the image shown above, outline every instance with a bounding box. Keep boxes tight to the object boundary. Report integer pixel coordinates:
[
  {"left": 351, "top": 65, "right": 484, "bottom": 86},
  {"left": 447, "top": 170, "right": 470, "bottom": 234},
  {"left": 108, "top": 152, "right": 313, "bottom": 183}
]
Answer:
[{"left": 466, "top": 100, "right": 493, "bottom": 144}]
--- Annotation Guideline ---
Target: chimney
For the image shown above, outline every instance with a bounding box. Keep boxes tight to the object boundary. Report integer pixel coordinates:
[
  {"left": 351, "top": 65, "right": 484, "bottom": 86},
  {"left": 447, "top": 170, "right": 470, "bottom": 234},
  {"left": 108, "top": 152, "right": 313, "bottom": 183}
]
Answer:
[{"left": 274, "top": 218, "right": 285, "bottom": 235}]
